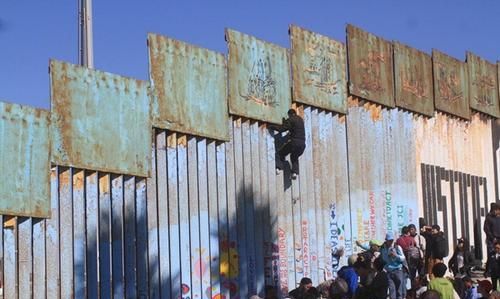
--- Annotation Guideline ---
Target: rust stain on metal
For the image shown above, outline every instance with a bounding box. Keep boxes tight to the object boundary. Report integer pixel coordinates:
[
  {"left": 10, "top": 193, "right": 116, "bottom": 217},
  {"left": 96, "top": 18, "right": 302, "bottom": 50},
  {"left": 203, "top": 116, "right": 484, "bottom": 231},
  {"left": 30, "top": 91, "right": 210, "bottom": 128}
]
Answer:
[
  {"left": 290, "top": 25, "right": 347, "bottom": 113},
  {"left": 167, "top": 133, "right": 177, "bottom": 149},
  {"left": 177, "top": 135, "right": 187, "bottom": 148},
  {"left": 73, "top": 170, "right": 85, "bottom": 190},
  {"left": 466, "top": 52, "right": 500, "bottom": 118},
  {"left": 347, "top": 24, "right": 395, "bottom": 108},
  {"left": 226, "top": 28, "right": 291, "bottom": 124},
  {"left": 363, "top": 101, "right": 383, "bottom": 121},
  {"left": 393, "top": 41, "right": 434, "bottom": 117},
  {"left": 50, "top": 60, "right": 151, "bottom": 177},
  {"left": 99, "top": 174, "right": 110, "bottom": 194},
  {"left": 432, "top": 50, "right": 470, "bottom": 120},
  {"left": 148, "top": 33, "right": 230, "bottom": 141}
]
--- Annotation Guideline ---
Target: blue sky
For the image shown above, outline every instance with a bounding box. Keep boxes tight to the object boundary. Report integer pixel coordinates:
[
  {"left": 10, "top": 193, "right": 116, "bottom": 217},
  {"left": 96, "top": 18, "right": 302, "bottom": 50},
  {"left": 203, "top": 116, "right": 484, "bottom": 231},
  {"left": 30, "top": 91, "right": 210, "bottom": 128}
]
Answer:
[{"left": 1, "top": 1, "right": 499, "bottom": 109}]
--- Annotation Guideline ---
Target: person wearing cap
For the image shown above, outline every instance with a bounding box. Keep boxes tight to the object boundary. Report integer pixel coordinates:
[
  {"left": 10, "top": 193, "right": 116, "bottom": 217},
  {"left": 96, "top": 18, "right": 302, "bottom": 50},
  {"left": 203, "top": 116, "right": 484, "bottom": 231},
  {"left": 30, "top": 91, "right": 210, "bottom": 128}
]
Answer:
[
  {"left": 380, "top": 232, "right": 406, "bottom": 299},
  {"left": 484, "top": 203, "right": 500, "bottom": 255},
  {"left": 269, "top": 108, "right": 306, "bottom": 180},
  {"left": 289, "top": 277, "right": 313, "bottom": 299},
  {"left": 355, "top": 239, "right": 382, "bottom": 263}
]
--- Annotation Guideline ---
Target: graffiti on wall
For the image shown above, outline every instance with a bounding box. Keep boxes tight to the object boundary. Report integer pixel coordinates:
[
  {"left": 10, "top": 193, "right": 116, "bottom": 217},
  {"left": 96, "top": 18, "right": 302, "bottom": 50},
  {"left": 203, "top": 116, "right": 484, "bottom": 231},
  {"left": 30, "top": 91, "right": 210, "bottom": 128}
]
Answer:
[
  {"left": 278, "top": 228, "right": 288, "bottom": 294},
  {"left": 421, "top": 163, "right": 488, "bottom": 259},
  {"left": 329, "top": 203, "right": 345, "bottom": 276},
  {"left": 240, "top": 57, "right": 278, "bottom": 107},
  {"left": 263, "top": 241, "right": 280, "bottom": 287},
  {"left": 220, "top": 240, "right": 239, "bottom": 298}
]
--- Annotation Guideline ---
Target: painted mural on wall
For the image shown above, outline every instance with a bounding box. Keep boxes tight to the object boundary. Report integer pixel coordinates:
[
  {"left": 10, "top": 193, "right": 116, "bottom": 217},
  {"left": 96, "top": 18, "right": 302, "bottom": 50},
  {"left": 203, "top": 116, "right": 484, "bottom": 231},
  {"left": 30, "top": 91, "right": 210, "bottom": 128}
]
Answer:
[
  {"left": 148, "top": 33, "right": 230, "bottom": 141},
  {"left": 415, "top": 113, "right": 495, "bottom": 261},
  {"left": 226, "top": 29, "right": 291, "bottom": 124},
  {"left": 393, "top": 42, "right": 434, "bottom": 117},
  {"left": 347, "top": 25, "right": 395, "bottom": 108},
  {"left": 420, "top": 163, "right": 488, "bottom": 260},
  {"left": 290, "top": 25, "right": 347, "bottom": 114},
  {"left": 466, "top": 52, "right": 500, "bottom": 118},
  {"left": 346, "top": 98, "right": 418, "bottom": 251},
  {"left": 432, "top": 50, "right": 470, "bottom": 120}
]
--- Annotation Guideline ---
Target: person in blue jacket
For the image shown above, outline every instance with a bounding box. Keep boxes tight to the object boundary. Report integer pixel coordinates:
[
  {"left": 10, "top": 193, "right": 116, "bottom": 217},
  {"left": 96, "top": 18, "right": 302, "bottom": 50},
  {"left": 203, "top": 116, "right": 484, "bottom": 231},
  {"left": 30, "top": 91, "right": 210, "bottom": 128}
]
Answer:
[{"left": 338, "top": 254, "right": 359, "bottom": 299}]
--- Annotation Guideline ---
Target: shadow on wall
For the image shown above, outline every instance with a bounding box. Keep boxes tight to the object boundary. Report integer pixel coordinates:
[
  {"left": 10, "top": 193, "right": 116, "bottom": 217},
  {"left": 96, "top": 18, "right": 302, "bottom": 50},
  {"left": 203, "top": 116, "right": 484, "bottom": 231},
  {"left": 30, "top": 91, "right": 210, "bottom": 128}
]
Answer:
[{"left": 71, "top": 173, "right": 278, "bottom": 298}]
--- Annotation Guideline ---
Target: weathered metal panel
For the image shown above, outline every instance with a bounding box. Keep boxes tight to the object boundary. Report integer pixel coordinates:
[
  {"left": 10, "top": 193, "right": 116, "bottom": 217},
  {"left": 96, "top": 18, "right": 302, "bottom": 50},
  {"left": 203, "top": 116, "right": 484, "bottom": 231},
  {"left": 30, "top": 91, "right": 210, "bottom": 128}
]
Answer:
[
  {"left": 50, "top": 60, "right": 151, "bottom": 177},
  {"left": 3, "top": 218, "right": 17, "bottom": 299},
  {"left": 135, "top": 178, "right": 149, "bottom": 298},
  {"left": 207, "top": 141, "right": 221, "bottom": 298},
  {"left": 148, "top": 34, "right": 230, "bottom": 141},
  {"left": 347, "top": 25, "right": 395, "bottom": 107},
  {"left": 415, "top": 113, "right": 496, "bottom": 262},
  {"left": 197, "top": 139, "right": 211, "bottom": 297},
  {"left": 467, "top": 52, "right": 500, "bottom": 117},
  {"left": 432, "top": 50, "right": 470, "bottom": 119},
  {"left": 46, "top": 168, "right": 60, "bottom": 298},
  {"left": 32, "top": 218, "right": 46, "bottom": 299},
  {"left": 0, "top": 101, "right": 50, "bottom": 217},
  {"left": 226, "top": 29, "right": 292, "bottom": 124},
  {"left": 290, "top": 25, "right": 348, "bottom": 114},
  {"left": 124, "top": 176, "right": 137, "bottom": 298},
  {"left": 393, "top": 42, "right": 434, "bottom": 117}
]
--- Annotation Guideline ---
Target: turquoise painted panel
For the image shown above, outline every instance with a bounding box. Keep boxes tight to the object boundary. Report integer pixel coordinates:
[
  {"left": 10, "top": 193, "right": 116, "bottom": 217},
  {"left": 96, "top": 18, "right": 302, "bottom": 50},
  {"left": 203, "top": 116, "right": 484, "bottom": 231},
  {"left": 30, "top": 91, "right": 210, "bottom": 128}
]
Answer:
[
  {"left": 432, "top": 50, "right": 470, "bottom": 120},
  {"left": 148, "top": 33, "right": 230, "bottom": 141},
  {"left": 226, "top": 29, "right": 291, "bottom": 124},
  {"left": 467, "top": 52, "right": 500, "bottom": 118},
  {"left": 50, "top": 60, "right": 151, "bottom": 177},
  {"left": 290, "top": 25, "right": 347, "bottom": 114},
  {"left": 0, "top": 101, "right": 50, "bottom": 217}
]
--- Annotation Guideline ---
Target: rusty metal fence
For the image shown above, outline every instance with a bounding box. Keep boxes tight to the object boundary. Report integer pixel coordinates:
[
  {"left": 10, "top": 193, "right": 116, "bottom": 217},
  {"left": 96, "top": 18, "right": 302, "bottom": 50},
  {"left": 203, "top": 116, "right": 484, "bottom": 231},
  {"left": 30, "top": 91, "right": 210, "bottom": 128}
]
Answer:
[{"left": 0, "top": 24, "right": 498, "bottom": 299}]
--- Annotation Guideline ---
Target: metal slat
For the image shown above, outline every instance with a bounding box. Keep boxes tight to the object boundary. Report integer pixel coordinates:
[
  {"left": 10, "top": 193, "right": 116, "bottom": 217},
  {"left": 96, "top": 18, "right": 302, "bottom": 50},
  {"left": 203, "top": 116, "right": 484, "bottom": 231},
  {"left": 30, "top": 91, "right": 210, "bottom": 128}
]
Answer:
[
  {"left": 135, "top": 178, "right": 149, "bottom": 298},
  {"left": 157, "top": 131, "right": 171, "bottom": 298},
  {"left": 177, "top": 134, "right": 192, "bottom": 299},
  {"left": 32, "top": 218, "right": 46, "bottom": 299},
  {"left": 146, "top": 132, "right": 160, "bottom": 298},
  {"left": 207, "top": 141, "right": 221, "bottom": 298},
  {"left": 250, "top": 122, "right": 265, "bottom": 294},
  {"left": 59, "top": 168, "right": 74, "bottom": 299},
  {"left": 3, "top": 217, "right": 17, "bottom": 299},
  {"left": 124, "top": 176, "right": 137, "bottom": 298},
  {"left": 73, "top": 170, "right": 86, "bottom": 298},
  {"left": 46, "top": 168, "right": 60, "bottom": 298},
  {"left": 233, "top": 118, "right": 248, "bottom": 297},
  {"left": 224, "top": 118, "right": 239, "bottom": 299},
  {"left": 216, "top": 140, "right": 230, "bottom": 299},
  {"left": 166, "top": 132, "right": 181, "bottom": 299},
  {"left": 99, "top": 174, "right": 112, "bottom": 299},
  {"left": 0, "top": 215, "right": 3, "bottom": 299},
  {"left": 259, "top": 124, "right": 273, "bottom": 287},
  {"left": 18, "top": 217, "right": 32, "bottom": 299},
  {"left": 242, "top": 120, "right": 257, "bottom": 295},
  {"left": 85, "top": 172, "right": 99, "bottom": 298},
  {"left": 197, "top": 138, "right": 211, "bottom": 298},
  {"left": 111, "top": 174, "right": 125, "bottom": 298}
]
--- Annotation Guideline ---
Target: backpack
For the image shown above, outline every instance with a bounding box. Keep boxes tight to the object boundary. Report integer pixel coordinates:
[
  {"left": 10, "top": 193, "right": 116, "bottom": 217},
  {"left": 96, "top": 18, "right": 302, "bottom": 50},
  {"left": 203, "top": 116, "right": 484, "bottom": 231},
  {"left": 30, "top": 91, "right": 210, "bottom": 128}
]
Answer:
[
  {"left": 433, "top": 234, "right": 449, "bottom": 258},
  {"left": 407, "top": 244, "right": 421, "bottom": 260}
]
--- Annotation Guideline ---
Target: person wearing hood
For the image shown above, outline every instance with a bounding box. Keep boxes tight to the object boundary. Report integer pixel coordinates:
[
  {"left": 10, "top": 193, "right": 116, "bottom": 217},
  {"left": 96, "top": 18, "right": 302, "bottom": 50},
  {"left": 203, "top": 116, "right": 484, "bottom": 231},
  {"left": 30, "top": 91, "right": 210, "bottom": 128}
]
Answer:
[{"left": 448, "top": 237, "right": 475, "bottom": 277}]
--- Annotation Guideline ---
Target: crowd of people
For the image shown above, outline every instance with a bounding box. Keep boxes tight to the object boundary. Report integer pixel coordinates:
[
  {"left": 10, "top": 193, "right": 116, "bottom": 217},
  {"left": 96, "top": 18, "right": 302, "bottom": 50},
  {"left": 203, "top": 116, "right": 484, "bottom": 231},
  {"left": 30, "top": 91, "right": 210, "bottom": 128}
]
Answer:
[{"left": 251, "top": 203, "right": 500, "bottom": 299}]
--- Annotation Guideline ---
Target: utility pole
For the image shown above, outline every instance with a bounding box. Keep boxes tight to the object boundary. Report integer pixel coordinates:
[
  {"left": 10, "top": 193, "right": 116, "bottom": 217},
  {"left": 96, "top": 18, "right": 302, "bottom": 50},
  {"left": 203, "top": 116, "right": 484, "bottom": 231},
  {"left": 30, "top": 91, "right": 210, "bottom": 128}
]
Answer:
[{"left": 78, "top": 0, "right": 94, "bottom": 68}]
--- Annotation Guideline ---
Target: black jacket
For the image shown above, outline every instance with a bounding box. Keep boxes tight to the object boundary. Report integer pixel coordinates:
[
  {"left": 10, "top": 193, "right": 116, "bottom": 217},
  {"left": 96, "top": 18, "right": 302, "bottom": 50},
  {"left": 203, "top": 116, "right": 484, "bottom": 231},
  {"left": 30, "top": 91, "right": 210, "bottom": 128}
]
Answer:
[
  {"left": 281, "top": 114, "right": 305, "bottom": 142},
  {"left": 486, "top": 251, "right": 500, "bottom": 278},
  {"left": 356, "top": 271, "right": 389, "bottom": 299},
  {"left": 448, "top": 248, "right": 474, "bottom": 275},
  {"left": 484, "top": 213, "right": 500, "bottom": 240}
]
